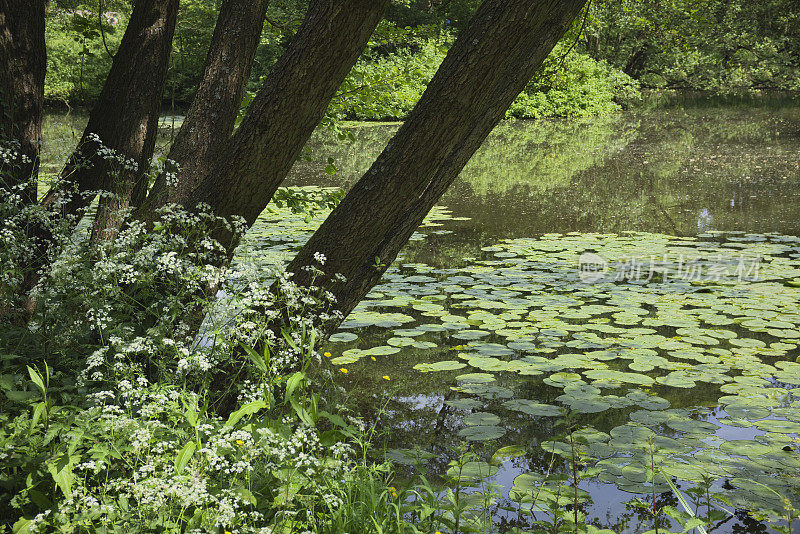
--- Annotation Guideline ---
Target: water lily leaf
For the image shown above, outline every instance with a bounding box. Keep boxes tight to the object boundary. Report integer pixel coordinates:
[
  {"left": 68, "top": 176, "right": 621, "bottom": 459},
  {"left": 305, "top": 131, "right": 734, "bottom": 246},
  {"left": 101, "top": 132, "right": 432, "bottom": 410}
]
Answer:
[
  {"left": 656, "top": 372, "right": 696, "bottom": 389},
  {"left": 625, "top": 390, "right": 670, "bottom": 410},
  {"left": 413, "top": 360, "right": 466, "bottom": 372},
  {"left": 446, "top": 460, "right": 499, "bottom": 482},
  {"left": 455, "top": 384, "right": 514, "bottom": 399},
  {"left": 458, "top": 425, "right": 506, "bottom": 441},
  {"left": 393, "top": 328, "right": 426, "bottom": 337},
  {"left": 464, "top": 412, "right": 501, "bottom": 426},
  {"left": 723, "top": 404, "right": 770, "bottom": 420},
  {"left": 446, "top": 398, "right": 483, "bottom": 410},
  {"left": 719, "top": 440, "right": 774, "bottom": 458},
  {"left": 385, "top": 448, "right": 436, "bottom": 466},
  {"left": 366, "top": 345, "right": 401, "bottom": 356},
  {"left": 543, "top": 372, "right": 584, "bottom": 387},
  {"left": 584, "top": 369, "right": 654, "bottom": 386},
  {"left": 665, "top": 418, "right": 719, "bottom": 435},
  {"left": 502, "top": 399, "right": 562, "bottom": 417},
  {"left": 455, "top": 372, "right": 495, "bottom": 383},
  {"left": 491, "top": 445, "right": 527, "bottom": 465},
  {"left": 328, "top": 332, "right": 358, "bottom": 343},
  {"left": 452, "top": 329, "right": 491, "bottom": 340},
  {"left": 507, "top": 340, "right": 537, "bottom": 352},
  {"left": 510, "top": 472, "right": 547, "bottom": 494},
  {"left": 387, "top": 336, "right": 415, "bottom": 347},
  {"left": 753, "top": 419, "right": 800, "bottom": 434}
]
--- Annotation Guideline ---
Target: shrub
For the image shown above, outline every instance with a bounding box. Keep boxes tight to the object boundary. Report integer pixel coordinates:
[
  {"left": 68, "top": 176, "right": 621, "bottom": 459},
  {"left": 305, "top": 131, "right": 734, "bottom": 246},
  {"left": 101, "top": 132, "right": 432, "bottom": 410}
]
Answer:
[{"left": 327, "top": 38, "right": 640, "bottom": 122}]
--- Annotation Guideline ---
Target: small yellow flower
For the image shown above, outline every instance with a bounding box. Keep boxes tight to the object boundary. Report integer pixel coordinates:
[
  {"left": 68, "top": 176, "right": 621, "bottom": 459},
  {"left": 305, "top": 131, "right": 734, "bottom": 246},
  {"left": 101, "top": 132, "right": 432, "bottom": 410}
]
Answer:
[
  {"left": 370, "top": 356, "right": 377, "bottom": 361},
  {"left": 324, "top": 352, "right": 331, "bottom": 357},
  {"left": 389, "top": 486, "right": 398, "bottom": 498},
  {"left": 340, "top": 368, "right": 348, "bottom": 374},
  {"left": 235, "top": 440, "right": 244, "bottom": 445},
  {"left": 382, "top": 375, "right": 390, "bottom": 381},
  {"left": 225, "top": 531, "right": 232, "bottom": 534}
]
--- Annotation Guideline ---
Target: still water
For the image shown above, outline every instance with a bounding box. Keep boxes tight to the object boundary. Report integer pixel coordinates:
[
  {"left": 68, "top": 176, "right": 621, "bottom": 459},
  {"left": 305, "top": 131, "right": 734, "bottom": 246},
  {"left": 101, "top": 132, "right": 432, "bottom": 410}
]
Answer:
[
  {"left": 280, "top": 100, "right": 800, "bottom": 533},
  {"left": 43, "top": 99, "right": 800, "bottom": 532},
  {"left": 288, "top": 103, "right": 800, "bottom": 241}
]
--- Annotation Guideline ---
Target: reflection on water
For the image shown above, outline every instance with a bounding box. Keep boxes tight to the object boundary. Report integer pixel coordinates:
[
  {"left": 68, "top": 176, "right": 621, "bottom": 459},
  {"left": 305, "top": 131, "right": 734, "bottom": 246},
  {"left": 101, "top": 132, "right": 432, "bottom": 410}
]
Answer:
[
  {"left": 41, "top": 100, "right": 800, "bottom": 533},
  {"left": 42, "top": 102, "right": 800, "bottom": 245},
  {"left": 289, "top": 104, "right": 800, "bottom": 265},
  {"left": 284, "top": 101, "right": 800, "bottom": 533}
]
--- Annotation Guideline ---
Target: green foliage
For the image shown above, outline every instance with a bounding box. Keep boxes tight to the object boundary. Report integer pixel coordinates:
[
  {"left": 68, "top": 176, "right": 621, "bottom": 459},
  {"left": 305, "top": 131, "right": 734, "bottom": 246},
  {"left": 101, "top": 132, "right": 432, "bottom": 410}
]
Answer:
[
  {"left": 327, "top": 37, "right": 447, "bottom": 121},
  {"left": 41, "top": 1, "right": 636, "bottom": 120},
  {"left": 42, "top": 0, "right": 799, "bottom": 110},
  {"left": 584, "top": 0, "right": 800, "bottom": 92},
  {"left": 328, "top": 37, "right": 639, "bottom": 122},
  {"left": 44, "top": 5, "right": 126, "bottom": 103},
  {"left": 508, "top": 43, "right": 641, "bottom": 119}
]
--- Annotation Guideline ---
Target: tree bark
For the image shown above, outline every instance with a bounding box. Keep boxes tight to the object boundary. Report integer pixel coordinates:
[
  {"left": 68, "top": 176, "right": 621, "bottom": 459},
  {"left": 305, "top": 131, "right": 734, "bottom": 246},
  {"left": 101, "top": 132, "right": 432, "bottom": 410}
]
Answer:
[
  {"left": 184, "top": 0, "right": 391, "bottom": 252},
  {"left": 88, "top": 0, "right": 179, "bottom": 243},
  {"left": 22, "top": 0, "right": 178, "bottom": 310},
  {"left": 140, "top": 0, "right": 270, "bottom": 213},
  {"left": 0, "top": 0, "right": 46, "bottom": 205},
  {"left": 35, "top": 0, "right": 178, "bottom": 241},
  {"left": 286, "top": 0, "right": 588, "bottom": 333}
]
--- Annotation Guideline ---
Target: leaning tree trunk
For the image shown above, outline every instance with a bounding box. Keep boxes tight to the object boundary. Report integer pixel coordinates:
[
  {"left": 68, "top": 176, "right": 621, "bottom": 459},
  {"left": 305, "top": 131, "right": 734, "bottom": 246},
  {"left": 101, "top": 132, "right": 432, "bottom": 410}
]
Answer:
[
  {"left": 183, "top": 0, "right": 391, "bottom": 252},
  {"left": 139, "top": 0, "right": 270, "bottom": 214},
  {"left": 150, "top": 0, "right": 389, "bottom": 351},
  {"left": 21, "top": 0, "right": 178, "bottom": 314},
  {"left": 38, "top": 0, "right": 178, "bottom": 224},
  {"left": 286, "top": 0, "right": 588, "bottom": 334},
  {"left": 87, "top": 0, "right": 179, "bottom": 243},
  {"left": 0, "top": 0, "right": 46, "bottom": 205}
]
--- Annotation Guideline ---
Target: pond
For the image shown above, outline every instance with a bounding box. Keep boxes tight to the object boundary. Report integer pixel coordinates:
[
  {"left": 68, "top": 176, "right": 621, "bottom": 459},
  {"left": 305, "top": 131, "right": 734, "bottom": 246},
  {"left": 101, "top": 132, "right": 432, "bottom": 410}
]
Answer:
[
  {"left": 43, "top": 99, "right": 800, "bottom": 533},
  {"left": 277, "top": 101, "right": 800, "bottom": 533}
]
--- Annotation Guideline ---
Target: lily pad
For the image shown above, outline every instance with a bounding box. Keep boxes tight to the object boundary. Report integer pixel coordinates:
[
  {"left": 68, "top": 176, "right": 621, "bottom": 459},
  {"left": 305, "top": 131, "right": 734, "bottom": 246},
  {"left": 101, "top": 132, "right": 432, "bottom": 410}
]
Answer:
[
  {"left": 413, "top": 360, "right": 466, "bottom": 372},
  {"left": 458, "top": 425, "right": 507, "bottom": 442}
]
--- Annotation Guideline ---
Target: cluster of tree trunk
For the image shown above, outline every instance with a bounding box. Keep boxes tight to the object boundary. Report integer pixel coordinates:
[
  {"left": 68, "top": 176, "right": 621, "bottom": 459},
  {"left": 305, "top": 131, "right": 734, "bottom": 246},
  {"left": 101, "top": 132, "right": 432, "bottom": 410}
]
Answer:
[
  {"left": 1, "top": 0, "right": 587, "bottom": 337},
  {"left": 0, "top": 0, "right": 46, "bottom": 205}
]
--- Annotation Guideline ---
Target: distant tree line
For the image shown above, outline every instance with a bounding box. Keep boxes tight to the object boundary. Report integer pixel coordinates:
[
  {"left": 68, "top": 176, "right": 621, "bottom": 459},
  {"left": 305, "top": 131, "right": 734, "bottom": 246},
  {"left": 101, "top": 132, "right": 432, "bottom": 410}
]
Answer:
[{"left": 40, "top": 0, "right": 799, "bottom": 110}]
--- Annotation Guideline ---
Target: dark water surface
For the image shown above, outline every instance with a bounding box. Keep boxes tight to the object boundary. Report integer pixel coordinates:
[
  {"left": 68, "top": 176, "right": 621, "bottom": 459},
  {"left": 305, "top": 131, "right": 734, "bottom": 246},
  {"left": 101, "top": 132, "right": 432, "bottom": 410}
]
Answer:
[
  {"left": 42, "top": 100, "right": 800, "bottom": 533},
  {"left": 282, "top": 101, "right": 800, "bottom": 534},
  {"left": 289, "top": 104, "right": 800, "bottom": 244}
]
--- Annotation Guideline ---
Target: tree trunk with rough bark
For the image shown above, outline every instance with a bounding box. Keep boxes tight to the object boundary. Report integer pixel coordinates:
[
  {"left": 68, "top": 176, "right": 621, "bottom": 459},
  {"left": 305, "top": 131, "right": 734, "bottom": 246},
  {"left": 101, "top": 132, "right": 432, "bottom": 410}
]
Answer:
[
  {"left": 88, "top": 0, "right": 179, "bottom": 243},
  {"left": 0, "top": 0, "right": 46, "bottom": 205},
  {"left": 33, "top": 0, "right": 177, "bottom": 243},
  {"left": 286, "top": 0, "right": 588, "bottom": 334},
  {"left": 35, "top": 0, "right": 177, "bottom": 230},
  {"left": 140, "top": 0, "right": 270, "bottom": 214},
  {"left": 184, "top": 0, "right": 391, "bottom": 252},
  {"left": 21, "top": 0, "right": 177, "bottom": 312}
]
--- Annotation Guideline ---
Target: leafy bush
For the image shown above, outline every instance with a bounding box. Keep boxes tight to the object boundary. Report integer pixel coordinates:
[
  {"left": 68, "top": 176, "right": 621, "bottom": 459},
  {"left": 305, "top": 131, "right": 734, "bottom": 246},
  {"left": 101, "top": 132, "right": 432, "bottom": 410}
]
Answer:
[
  {"left": 327, "top": 38, "right": 639, "bottom": 122},
  {"left": 327, "top": 38, "right": 447, "bottom": 122},
  {"left": 508, "top": 45, "right": 641, "bottom": 119},
  {"left": 0, "top": 191, "right": 350, "bottom": 532},
  {"left": 584, "top": 0, "right": 800, "bottom": 93}
]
